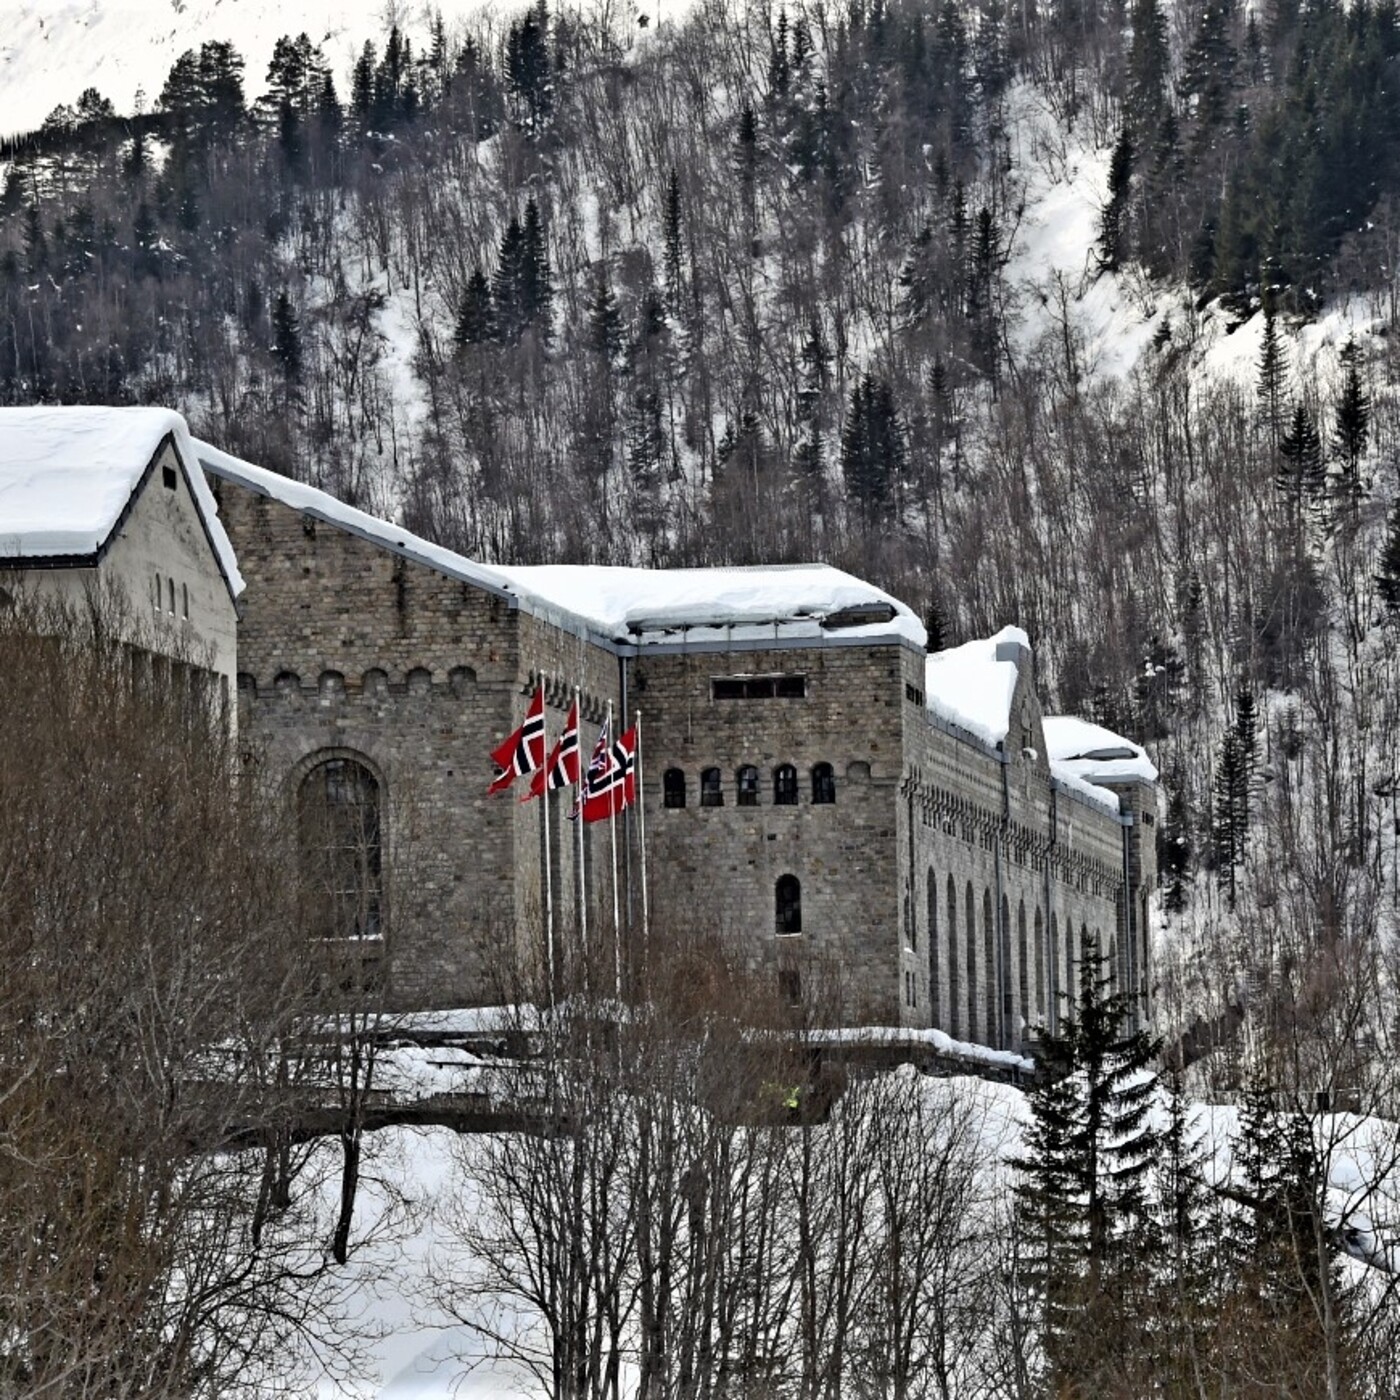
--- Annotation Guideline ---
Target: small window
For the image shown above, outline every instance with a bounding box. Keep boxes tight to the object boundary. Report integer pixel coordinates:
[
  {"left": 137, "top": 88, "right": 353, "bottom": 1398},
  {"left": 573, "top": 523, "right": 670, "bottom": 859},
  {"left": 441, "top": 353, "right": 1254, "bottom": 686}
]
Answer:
[
  {"left": 774, "top": 675, "right": 806, "bottom": 698},
  {"left": 812, "top": 762, "right": 835, "bottom": 804},
  {"left": 181, "top": 582, "right": 189, "bottom": 619},
  {"left": 776, "top": 874, "right": 802, "bottom": 935},
  {"left": 167, "top": 578, "right": 176, "bottom": 614},
  {"left": 737, "top": 765, "right": 760, "bottom": 806},
  {"left": 152, "top": 572, "right": 161, "bottom": 616},
  {"left": 712, "top": 675, "right": 807, "bottom": 700},
  {"left": 700, "top": 767, "right": 724, "bottom": 807},
  {"left": 774, "top": 764, "right": 798, "bottom": 805},
  {"left": 663, "top": 768, "right": 687, "bottom": 809},
  {"left": 162, "top": 459, "right": 177, "bottom": 490}
]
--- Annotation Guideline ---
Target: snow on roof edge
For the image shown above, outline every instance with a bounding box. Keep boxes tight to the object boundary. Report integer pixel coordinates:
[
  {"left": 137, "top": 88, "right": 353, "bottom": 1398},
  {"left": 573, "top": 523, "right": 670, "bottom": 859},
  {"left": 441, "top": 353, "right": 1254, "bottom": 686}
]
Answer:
[{"left": 196, "top": 443, "right": 926, "bottom": 651}]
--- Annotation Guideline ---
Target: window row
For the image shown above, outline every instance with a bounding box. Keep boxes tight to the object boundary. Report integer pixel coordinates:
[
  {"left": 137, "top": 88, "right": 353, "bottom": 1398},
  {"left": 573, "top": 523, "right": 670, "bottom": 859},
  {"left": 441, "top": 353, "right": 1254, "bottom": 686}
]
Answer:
[
  {"left": 921, "top": 868, "right": 1112, "bottom": 1047},
  {"left": 663, "top": 763, "right": 836, "bottom": 809},
  {"left": 152, "top": 571, "right": 189, "bottom": 621}
]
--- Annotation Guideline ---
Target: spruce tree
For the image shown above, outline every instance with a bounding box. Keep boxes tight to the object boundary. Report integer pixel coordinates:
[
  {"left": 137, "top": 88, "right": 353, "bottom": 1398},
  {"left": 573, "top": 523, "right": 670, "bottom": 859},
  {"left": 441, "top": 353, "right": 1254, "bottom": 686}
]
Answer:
[
  {"left": 453, "top": 267, "right": 495, "bottom": 349},
  {"left": 662, "top": 167, "right": 684, "bottom": 312},
  {"left": 1212, "top": 729, "right": 1250, "bottom": 907},
  {"left": 1159, "top": 785, "right": 1192, "bottom": 914},
  {"left": 492, "top": 215, "right": 527, "bottom": 342},
  {"left": 1098, "top": 127, "right": 1135, "bottom": 270},
  {"left": 519, "top": 197, "right": 553, "bottom": 340},
  {"left": 1277, "top": 402, "right": 1326, "bottom": 523},
  {"left": 1378, "top": 495, "right": 1400, "bottom": 616},
  {"left": 271, "top": 289, "right": 303, "bottom": 385},
  {"left": 1257, "top": 299, "right": 1290, "bottom": 448},
  {"left": 1331, "top": 336, "right": 1369, "bottom": 517},
  {"left": 586, "top": 264, "right": 623, "bottom": 363},
  {"left": 1014, "top": 939, "right": 1161, "bottom": 1392}
]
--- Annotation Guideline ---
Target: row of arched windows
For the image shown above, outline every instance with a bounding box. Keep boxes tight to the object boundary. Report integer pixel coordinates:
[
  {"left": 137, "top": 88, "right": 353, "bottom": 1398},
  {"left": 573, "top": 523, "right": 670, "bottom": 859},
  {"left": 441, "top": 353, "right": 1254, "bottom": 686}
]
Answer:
[
  {"left": 664, "top": 763, "right": 836, "bottom": 809},
  {"left": 923, "top": 867, "right": 1110, "bottom": 1047}
]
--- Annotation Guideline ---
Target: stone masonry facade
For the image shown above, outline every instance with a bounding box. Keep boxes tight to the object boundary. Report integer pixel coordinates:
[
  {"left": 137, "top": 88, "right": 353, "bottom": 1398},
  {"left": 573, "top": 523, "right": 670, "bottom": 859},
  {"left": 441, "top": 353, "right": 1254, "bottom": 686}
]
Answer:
[{"left": 213, "top": 467, "right": 1156, "bottom": 1048}]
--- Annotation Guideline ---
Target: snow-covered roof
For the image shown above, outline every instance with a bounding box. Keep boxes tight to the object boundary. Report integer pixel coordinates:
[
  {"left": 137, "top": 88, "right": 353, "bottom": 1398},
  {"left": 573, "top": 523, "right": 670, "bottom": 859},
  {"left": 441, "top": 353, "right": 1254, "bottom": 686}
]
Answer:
[
  {"left": 1042, "top": 716, "right": 1158, "bottom": 785},
  {"left": 924, "top": 626, "right": 1028, "bottom": 745},
  {"left": 0, "top": 407, "right": 243, "bottom": 599},
  {"left": 196, "top": 443, "right": 925, "bottom": 652}
]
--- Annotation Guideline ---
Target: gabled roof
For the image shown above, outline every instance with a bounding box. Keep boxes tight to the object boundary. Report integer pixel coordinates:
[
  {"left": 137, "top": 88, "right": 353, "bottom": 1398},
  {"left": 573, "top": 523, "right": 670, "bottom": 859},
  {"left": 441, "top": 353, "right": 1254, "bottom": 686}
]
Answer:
[
  {"left": 0, "top": 407, "right": 244, "bottom": 600},
  {"left": 195, "top": 441, "right": 926, "bottom": 652}
]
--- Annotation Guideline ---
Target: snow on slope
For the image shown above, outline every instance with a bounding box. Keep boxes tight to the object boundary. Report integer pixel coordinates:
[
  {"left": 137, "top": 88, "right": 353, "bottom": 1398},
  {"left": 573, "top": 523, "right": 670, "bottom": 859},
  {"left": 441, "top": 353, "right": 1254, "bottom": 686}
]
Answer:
[{"left": 0, "top": 0, "right": 700, "bottom": 140}]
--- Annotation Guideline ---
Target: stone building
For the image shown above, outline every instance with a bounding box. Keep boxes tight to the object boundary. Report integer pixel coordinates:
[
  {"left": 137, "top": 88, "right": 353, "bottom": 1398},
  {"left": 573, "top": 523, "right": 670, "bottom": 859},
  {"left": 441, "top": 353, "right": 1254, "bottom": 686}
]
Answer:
[
  {"left": 199, "top": 436, "right": 1157, "bottom": 1050},
  {"left": 0, "top": 407, "right": 242, "bottom": 702}
]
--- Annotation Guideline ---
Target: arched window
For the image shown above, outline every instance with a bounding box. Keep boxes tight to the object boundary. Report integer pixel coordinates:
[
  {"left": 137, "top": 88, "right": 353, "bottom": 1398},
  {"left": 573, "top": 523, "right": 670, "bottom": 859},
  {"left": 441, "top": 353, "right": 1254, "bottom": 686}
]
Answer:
[
  {"left": 663, "top": 768, "right": 687, "bottom": 809},
  {"left": 774, "top": 764, "right": 798, "bottom": 805},
  {"left": 965, "top": 882, "right": 977, "bottom": 1040},
  {"left": 984, "top": 890, "right": 996, "bottom": 1047},
  {"left": 299, "top": 756, "right": 382, "bottom": 939},
  {"left": 812, "top": 762, "right": 836, "bottom": 804},
  {"left": 167, "top": 577, "right": 176, "bottom": 615},
  {"left": 737, "top": 765, "right": 760, "bottom": 807},
  {"left": 1017, "top": 901, "right": 1028, "bottom": 1036},
  {"left": 700, "top": 767, "right": 723, "bottom": 807},
  {"left": 1034, "top": 907, "right": 1045, "bottom": 1022},
  {"left": 1001, "top": 893, "right": 1013, "bottom": 1034},
  {"left": 1050, "top": 913, "right": 1061, "bottom": 1026},
  {"left": 947, "top": 874, "right": 960, "bottom": 1037},
  {"left": 776, "top": 875, "right": 802, "bottom": 935},
  {"left": 927, "top": 870, "right": 939, "bottom": 1025}
]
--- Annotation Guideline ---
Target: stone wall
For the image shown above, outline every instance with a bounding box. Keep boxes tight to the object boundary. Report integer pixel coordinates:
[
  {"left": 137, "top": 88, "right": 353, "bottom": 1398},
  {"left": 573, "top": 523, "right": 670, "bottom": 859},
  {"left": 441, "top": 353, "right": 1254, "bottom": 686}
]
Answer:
[{"left": 632, "top": 640, "right": 908, "bottom": 1024}]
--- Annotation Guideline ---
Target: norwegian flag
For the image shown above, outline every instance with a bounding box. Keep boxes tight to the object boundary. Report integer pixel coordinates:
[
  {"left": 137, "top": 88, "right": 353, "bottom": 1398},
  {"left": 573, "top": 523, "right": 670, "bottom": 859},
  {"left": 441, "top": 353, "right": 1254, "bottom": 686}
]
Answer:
[
  {"left": 524, "top": 697, "right": 580, "bottom": 801},
  {"left": 581, "top": 725, "right": 637, "bottom": 824},
  {"left": 488, "top": 685, "right": 546, "bottom": 794},
  {"left": 570, "top": 717, "right": 612, "bottom": 820}
]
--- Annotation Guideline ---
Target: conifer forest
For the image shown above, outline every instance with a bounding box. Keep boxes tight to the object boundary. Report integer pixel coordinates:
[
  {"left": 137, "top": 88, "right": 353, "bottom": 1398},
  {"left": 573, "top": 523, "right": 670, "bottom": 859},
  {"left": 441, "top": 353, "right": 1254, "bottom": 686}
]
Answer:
[{"left": 9, "top": 0, "right": 1400, "bottom": 1393}]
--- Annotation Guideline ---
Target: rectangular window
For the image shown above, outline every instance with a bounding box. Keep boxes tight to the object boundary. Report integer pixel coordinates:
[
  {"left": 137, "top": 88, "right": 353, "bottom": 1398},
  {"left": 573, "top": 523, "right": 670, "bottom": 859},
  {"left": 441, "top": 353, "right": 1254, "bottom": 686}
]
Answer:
[
  {"left": 711, "top": 675, "right": 806, "bottom": 700},
  {"left": 182, "top": 583, "right": 189, "bottom": 619},
  {"left": 162, "top": 459, "right": 178, "bottom": 490},
  {"left": 905, "top": 682, "right": 925, "bottom": 705}
]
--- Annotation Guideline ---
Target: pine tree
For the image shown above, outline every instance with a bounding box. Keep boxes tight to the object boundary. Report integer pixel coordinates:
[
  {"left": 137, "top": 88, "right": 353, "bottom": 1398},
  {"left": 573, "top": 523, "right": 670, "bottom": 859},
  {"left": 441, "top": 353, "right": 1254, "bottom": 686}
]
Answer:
[
  {"left": 519, "top": 197, "right": 553, "bottom": 341},
  {"left": 1126, "top": 0, "right": 1171, "bottom": 143},
  {"left": 1277, "top": 402, "right": 1326, "bottom": 523},
  {"left": 124, "top": 126, "right": 149, "bottom": 180},
  {"left": 1152, "top": 1065, "right": 1218, "bottom": 1388},
  {"left": 1234, "top": 680, "right": 1258, "bottom": 776},
  {"left": 453, "top": 267, "right": 495, "bottom": 349},
  {"left": 1257, "top": 300, "right": 1290, "bottom": 448},
  {"left": 1159, "top": 785, "right": 1192, "bottom": 914},
  {"left": 841, "top": 374, "right": 903, "bottom": 522},
  {"left": 587, "top": 264, "right": 624, "bottom": 363},
  {"left": 351, "top": 42, "right": 376, "bottom": 127},
  {"left": 493, "top": 215, "right": 527, "bottom": 343},
  {"left": 662, "top": 168, "right": 684, "bottom": 312},
  {"left": 1014, "top": 940, "right": 1162, "bottom": 1392},
  {"left": 1375, "top": 494, "right": 1400, "bottom": 616},
  {"left": 1098, "top": 127, "right": 1135, "bottom": 270},
  {"left": 768, "top": 8, "right": 791, "bottom": 97},
  {"left": 1212, "top": 729, "right": 1250, "bottom": 907},
  {"left": 271, "top": 288, "right": 303, "bottom": 384},
  {"left": 1331, "top": 336, "right": 1369, "bottom": 518}
]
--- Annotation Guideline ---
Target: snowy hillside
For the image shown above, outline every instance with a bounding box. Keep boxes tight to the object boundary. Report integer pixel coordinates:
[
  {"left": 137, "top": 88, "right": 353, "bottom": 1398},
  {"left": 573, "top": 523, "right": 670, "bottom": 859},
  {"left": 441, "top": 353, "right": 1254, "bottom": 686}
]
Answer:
[{"left": 0, "top": 0, "right": 696, "bottom": 139}]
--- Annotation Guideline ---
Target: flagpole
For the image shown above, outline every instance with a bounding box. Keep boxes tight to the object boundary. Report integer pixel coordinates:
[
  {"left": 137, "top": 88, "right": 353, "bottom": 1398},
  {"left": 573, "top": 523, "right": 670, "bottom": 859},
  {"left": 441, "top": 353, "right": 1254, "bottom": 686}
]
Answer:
[
  {"left": 542, "top": 680, "right": 555, "bottom": 1005},
  {"left": 607, "top": 700, "right": 622, "bottom": 1003},
  {"left": 635, "top": 709, "right": 650, "bottom": 987}
]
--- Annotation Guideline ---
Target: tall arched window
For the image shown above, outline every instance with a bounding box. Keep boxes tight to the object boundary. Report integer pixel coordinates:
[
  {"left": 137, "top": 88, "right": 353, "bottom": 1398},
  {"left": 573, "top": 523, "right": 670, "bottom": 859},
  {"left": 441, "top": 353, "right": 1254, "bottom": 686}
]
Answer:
[
  {"left": 700, "top": 767, "right": 723, "bottom": 807},
  {"left": 927, "top": 870, "right": 939, "bottom": 1026},
  {"left": 776, "top": 875, "right": 802, "bottom": 935},
  {"left": 1050, "top": 913, "right": 1061, "bottom": 1026},
  {"left": 299, "top": 756, "right": 382, "bottom": 939},
  {"left": 965, "top": 882, "right": 977, "bottom": 1040},
  {"left": 1034, "top": 907, "right": 1045, "bottom": 1022},
  {"left": 663, "top": 768, "right": 687, "bottom": 808},
  {"left": 812, "top": 762, "right": 836, "bottom": 804},
  {"left": 1017, "top": 901, "right": 1028, "bottom": 1036},
  {"left": 984, "top": 890, "right": 997, "bottom": 1047},
  {"left": 947, "top": 875, "right": 960, "bottom": 1037},
  {"left": 737, "top": 765, "right": 760, "bottom": 807},
  {"left": 774, "top": 764, "right": 798, "bottom": 805}
]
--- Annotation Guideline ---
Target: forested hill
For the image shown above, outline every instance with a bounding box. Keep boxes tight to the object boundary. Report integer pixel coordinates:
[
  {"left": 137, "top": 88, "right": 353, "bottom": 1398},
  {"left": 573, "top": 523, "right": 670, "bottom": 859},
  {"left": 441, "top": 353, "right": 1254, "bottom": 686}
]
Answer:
[{"left": 7, "top": 0, "right": 1400, "bottom": 1043}]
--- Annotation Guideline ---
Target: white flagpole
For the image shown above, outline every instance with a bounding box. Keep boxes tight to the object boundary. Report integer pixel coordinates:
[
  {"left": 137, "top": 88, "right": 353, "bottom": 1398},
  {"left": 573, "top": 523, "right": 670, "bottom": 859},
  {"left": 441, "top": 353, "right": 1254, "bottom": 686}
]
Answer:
[
  {"left": 635, "top": 709, "right": 650, "bottom": 985},
  {"left": 575, "top": 686, "right": 588, "bottom": 970},
  {"left": 607, "top": 700, "right": 622, "bottom": 1003},
  {"left": 542, "top": 680, "right": 555, "bottom": 1004}
]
